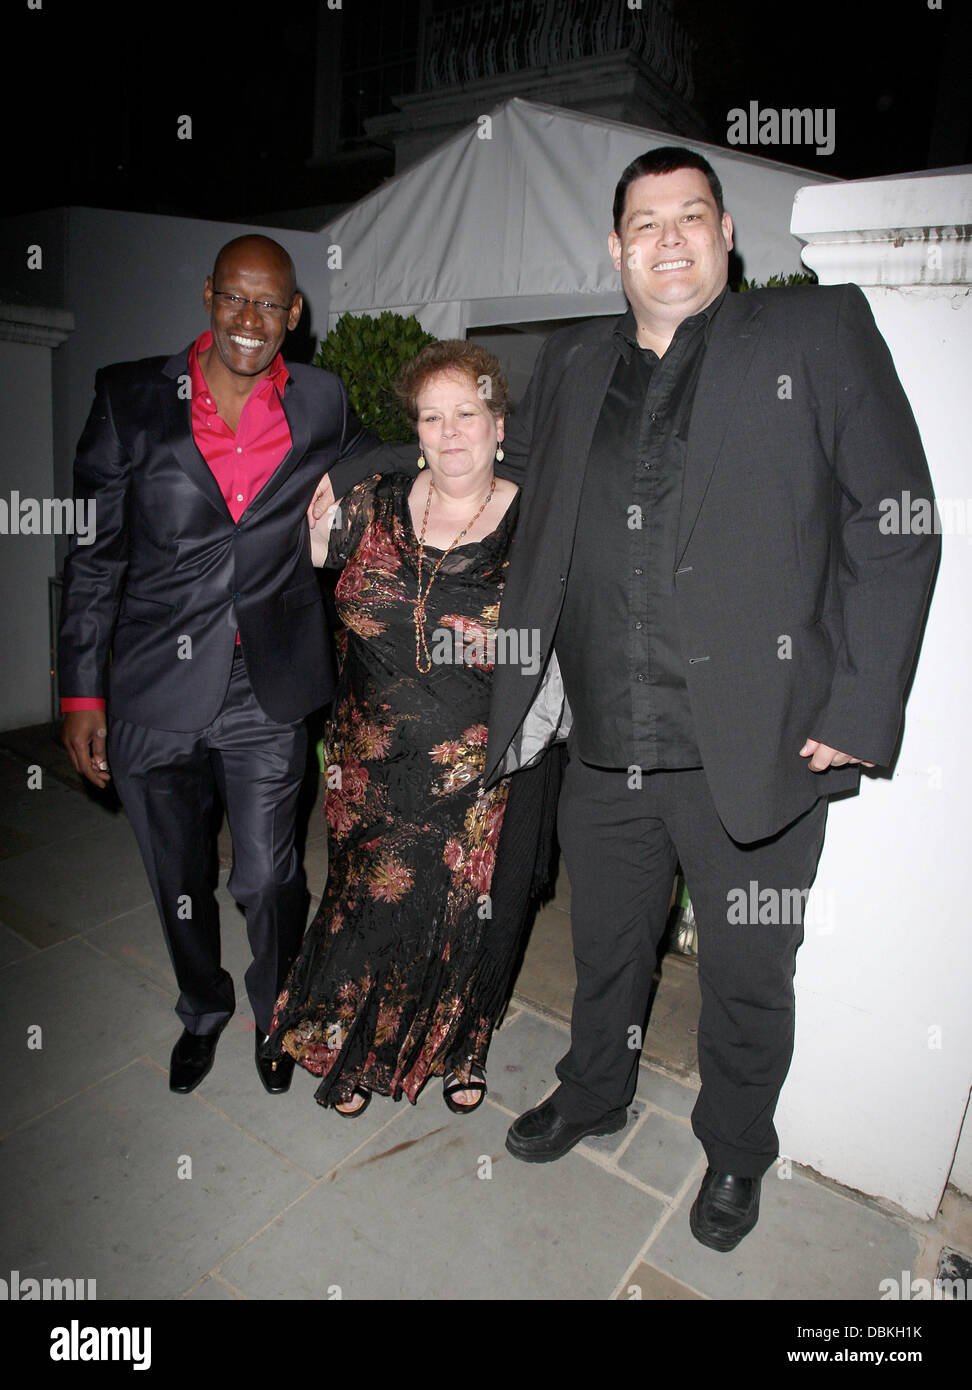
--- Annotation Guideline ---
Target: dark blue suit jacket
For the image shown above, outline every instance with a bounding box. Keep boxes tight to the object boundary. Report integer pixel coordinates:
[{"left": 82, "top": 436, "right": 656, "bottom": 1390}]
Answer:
[{"left": 59, "top": 345, "right": 383, "bottom": 730}]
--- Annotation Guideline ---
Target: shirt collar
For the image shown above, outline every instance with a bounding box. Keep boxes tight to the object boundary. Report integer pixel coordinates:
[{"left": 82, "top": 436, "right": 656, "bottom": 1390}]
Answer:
[
  {"left": 614, "top": 284, "right": 729, "bottom": 362},
  {"left": 188, "top": 330, "right": 290, "bottom": 401}
]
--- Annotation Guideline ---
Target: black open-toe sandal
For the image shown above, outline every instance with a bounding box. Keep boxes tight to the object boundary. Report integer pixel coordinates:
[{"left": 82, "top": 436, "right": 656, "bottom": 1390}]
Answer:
[
  {"left": 333, "top": 1088, "right": 371, "bottom": 1118},
  {"left": 443, "top": 1064, "right": 487, "bottom": 1114}
]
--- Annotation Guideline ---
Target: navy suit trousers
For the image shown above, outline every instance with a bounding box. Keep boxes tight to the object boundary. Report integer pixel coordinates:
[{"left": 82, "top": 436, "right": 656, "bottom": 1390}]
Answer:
[{"left": 109, "top": 649, "right": 309, "bottom": 1036}]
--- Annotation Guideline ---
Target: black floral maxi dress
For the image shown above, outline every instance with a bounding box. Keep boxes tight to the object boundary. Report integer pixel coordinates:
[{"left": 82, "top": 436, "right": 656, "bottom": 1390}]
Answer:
[{"left": 266, "top": 473, "right": 520, "bottom": 1107}]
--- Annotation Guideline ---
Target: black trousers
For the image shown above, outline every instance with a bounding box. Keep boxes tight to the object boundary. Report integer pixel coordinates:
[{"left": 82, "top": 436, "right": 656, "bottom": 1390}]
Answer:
[
  {"left": 554, "top": 757, "right": 828, "bottom": 1177},
  {"left": 109, "top": 651, "right": 309, "bottom": 1037}
]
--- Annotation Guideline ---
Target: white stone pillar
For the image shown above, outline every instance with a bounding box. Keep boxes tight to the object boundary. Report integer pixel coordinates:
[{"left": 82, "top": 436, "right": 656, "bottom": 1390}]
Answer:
[
  {"left": 0, "top": 304, "right": 75, "bottom": 730},
  {"left": 777, "top": 173, "right": 972, "bottom": 1217}
]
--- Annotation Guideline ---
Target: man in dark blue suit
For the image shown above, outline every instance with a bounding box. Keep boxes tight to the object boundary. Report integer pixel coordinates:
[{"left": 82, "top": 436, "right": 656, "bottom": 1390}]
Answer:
[{"left": 60, "top": 236, "right": 381, "bottom": 1095}]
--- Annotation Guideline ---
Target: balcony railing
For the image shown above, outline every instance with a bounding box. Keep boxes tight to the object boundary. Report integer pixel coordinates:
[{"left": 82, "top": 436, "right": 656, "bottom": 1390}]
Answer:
[{"left": 419, "top": 0, "right": 695, "bottom": 99}]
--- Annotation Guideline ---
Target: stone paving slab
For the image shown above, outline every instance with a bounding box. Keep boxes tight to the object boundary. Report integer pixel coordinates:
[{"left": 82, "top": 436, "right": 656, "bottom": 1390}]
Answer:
[
  {"left": 147, "top": 999, "right": 566, "bottom": 1182},
  {"left": 0, "top": 771, "right": 122, "bottom": 859},
  {"left": 620, "top": 1261, "right": 706, "bottom": 1300},
  {"left": 87, "top": 879, "right": 314, "bottom": 1022},
  {"left": 510, "top": 902, "right": 576, "bottom": 1019},
  {"left": 640, "top": 952, "right": 701, "bottom": 1078},
  {"left": 301, "top": 832, "right": 327, "bottom": 903},
  {"left": 155, "top": 1017, "right": 411, "bottom": 1182},
  {"left": 0, "top": 813, "right": 152, "bottom": 945},
  {"left": 645, "top": 1165, "right": 921, "bottom": 1301},
  {"left": 0, "top": 922, "right": 37, "bottom": 969},
  {"left": 635, "top": 1066, "right": 698, "bottom": 1118},
  {"left": 576, "top": 1104, "right": 644, "bottom": 1157},
  {"left": 615, "top": 1108, "right": 702, "bottom": 1196},
  {"left": 0, "top": 937, "right": 175, "bottom": 1136},
  {"left": 0, "top": 1059, "right": 312, "bottom": 1300},
  {"left": 84, "top": 900, "right": 181, "bottom": 997},
  {"left": 183, "top": 1274, "right": 245, "bottom": 1300},
  {"left": 482, "top": 1006, "right": 567, "bottom": 1116},
  {"left": 0, "top": 739, "right": 963, "bottom": 1305},
  {"left": 492, "top": 1004, "right": 699, "bottom": 1163},
  {"left": 219, "top": 1097, "right": 665, "bottom": 1300},
  {"left": 0, "top": 891, "right": 70, "bottom": 952}
]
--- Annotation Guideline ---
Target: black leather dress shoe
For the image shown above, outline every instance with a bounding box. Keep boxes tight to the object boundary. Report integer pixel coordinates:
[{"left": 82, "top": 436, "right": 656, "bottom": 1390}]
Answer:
[
  {"left": 689, "top": 1168, "right": 761, "bottom": 1251},
  {"left": 169, "top": 1028, "right": 221, "bottom": 1093},
  {"left": 505, "top": 1097, "right": 627, "bottom": 1163},
  {"left": 255, "top": 1033, "right": 295, "bottom": 1094}
]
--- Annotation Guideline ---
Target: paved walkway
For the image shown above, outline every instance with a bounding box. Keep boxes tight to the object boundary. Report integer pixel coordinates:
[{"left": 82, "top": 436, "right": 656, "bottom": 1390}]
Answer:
[{"left": 0, "top": 730, "right": 968, "bottom": 1306}]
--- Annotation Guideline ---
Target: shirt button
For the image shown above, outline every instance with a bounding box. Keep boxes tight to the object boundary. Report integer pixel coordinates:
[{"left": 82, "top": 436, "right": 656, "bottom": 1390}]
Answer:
[
  {"left": 236, "top": 446, "right": 243, "bottom": 454},
  {"left": 634, "top": 621, "right": 643, "bottom": 630},
  {"left": 236, "top": 494, "right": 244, "bottom": 502},
  {"left": 633, "top": 567, "right": 643, "bottom": 576}
]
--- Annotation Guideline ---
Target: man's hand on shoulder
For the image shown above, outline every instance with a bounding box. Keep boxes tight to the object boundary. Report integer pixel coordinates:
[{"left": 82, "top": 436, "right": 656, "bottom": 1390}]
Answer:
[
  {"left": 799, "top": 738, "right": 875, "bottom": 772},
  {"left": 63, "top": 710, "right": 111, "bottom": 788}
]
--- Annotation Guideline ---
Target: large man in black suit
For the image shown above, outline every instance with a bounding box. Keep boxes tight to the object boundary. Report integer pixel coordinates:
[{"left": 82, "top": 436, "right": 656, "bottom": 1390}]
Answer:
[
  {"left": 491, "top": 149, "right": 939, "bottom": 1249},
  {"left": 59, "top": 236, "right": 382, "bottom": 1096}
]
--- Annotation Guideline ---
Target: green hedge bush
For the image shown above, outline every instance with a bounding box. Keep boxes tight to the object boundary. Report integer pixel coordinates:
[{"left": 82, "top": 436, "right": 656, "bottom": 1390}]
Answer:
[{"left": 314, "top": 311, "right": 436, "bottom": 442}]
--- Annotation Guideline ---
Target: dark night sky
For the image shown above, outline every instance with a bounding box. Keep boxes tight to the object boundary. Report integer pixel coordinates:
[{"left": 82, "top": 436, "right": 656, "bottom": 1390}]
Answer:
[
  {"left": 681, "top": 0, "right": 969, "bottom": 179},
  {"left": 5, "top": 0, "right": 969, "bottom": 222}
]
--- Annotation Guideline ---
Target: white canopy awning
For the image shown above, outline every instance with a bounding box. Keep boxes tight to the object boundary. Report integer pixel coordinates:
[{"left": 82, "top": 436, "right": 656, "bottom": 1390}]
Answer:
[{"left": 321, "top": 97, "right": 837, "bottom": 335}]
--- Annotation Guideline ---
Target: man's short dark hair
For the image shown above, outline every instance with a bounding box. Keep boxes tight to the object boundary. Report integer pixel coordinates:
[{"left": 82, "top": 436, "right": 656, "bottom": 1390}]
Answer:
[{"left": 612, "top": 147, "right": 725, "bottom": 233}]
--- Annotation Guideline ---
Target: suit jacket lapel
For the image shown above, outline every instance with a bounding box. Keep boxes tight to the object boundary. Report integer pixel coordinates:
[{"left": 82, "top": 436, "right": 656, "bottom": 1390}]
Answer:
[
  {"left": 160, "top": 348, "right": 233, "bottom": 521},
  {"left": 676, "top": 292, "right": 764, "bottom": 567},
  {"left": 242, "top": 373, "right": 308, "bottom": 518},
  {"left": 559, "top": 329, "right": 620, "bottom": 553},
  {"left": 160, "top": 349, "right": 310, "bottom": 524}
]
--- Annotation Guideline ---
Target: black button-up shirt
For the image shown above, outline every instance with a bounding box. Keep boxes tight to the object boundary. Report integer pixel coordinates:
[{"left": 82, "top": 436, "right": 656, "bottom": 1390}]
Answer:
[{"left": 556, "top": 288, "right": 727, "bottom": 770}]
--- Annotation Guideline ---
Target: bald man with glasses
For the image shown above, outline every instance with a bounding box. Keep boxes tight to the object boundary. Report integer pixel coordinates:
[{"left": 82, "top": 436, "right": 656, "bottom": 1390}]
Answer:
[{"left": 60, "top": 235, "right": 385, "bottom": 1095}]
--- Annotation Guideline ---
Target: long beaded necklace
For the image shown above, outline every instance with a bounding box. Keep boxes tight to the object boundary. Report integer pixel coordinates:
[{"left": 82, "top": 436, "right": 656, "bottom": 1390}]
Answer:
[{"left": 413, "top": 474, "right": 495, "bottom": 673}]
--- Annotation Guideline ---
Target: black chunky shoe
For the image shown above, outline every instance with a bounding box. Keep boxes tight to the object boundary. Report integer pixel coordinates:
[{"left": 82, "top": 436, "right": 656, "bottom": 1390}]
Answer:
[
  {"left": 505, "top": 1098, "right": 627, "bottom": 1163},
  {"left": 169, "top": 1028, "right": 221, "bottom": 1093},
  {"left": 689, "top": 1168, "right": 761, "bottom": 1251}
]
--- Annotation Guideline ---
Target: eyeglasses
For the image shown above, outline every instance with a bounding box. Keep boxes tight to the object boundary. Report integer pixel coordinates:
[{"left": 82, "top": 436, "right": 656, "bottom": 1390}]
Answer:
[{"left": 211, "top": 289, "right": 293, "bottom": 316}]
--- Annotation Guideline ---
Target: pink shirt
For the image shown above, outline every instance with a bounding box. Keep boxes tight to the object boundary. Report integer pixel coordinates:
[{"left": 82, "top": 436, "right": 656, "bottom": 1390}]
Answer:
[{"left": 62, "top": 333, "right": 294, "bottom": 710}]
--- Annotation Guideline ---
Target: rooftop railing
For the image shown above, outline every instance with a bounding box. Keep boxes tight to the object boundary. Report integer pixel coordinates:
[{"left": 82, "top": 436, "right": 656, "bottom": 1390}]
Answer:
[{"left": 419, "top": 0, "right": 695, "bottom": 99}]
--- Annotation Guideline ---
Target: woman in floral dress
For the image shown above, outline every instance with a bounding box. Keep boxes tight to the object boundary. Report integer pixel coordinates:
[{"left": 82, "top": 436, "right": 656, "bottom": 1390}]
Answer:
[{"left": 265, "top": 341, "right": 540, "bottom": 1115}]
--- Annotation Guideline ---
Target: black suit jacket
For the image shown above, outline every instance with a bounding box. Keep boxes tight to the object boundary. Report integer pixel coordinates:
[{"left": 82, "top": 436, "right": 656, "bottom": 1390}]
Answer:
[
  {"left": 59, "top": 345, "right": 383, "bottom": 730},
  {"left": 487, "top": 285, "right": 940, "bottom": 843}
]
